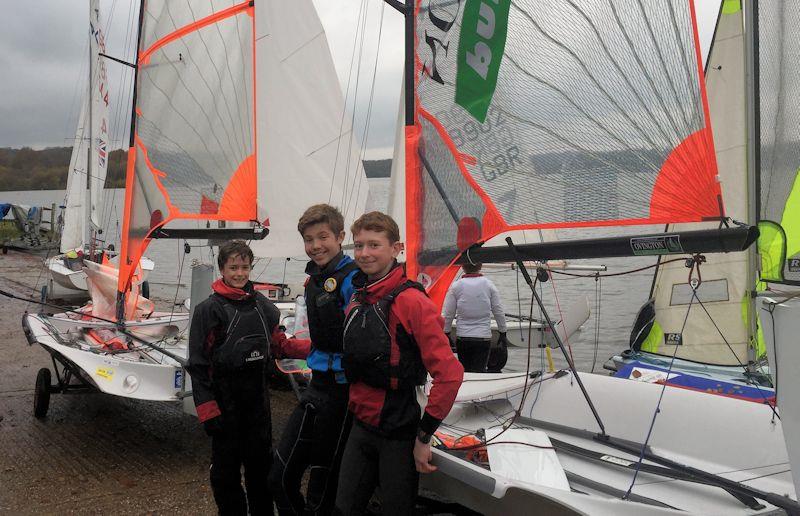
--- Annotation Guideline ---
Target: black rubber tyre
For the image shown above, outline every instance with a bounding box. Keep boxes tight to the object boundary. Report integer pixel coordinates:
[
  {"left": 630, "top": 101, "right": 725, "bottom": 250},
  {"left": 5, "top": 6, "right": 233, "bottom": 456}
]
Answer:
[
  {"left": 141, "top": 280, "right": 150, "bottom": 299},
  {"left": 34, "top": 368, "right": 51, "bottom": 419}
]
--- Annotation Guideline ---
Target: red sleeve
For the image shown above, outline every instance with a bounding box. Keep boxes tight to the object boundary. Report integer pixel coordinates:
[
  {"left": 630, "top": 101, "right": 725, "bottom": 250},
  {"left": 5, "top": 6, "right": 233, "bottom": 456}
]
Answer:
[
  {"left": 396, "top": 290, "right": 464, "bottom": 434},
  {"left": 270, "top": 327, "right": 311, "bottom": 359}
]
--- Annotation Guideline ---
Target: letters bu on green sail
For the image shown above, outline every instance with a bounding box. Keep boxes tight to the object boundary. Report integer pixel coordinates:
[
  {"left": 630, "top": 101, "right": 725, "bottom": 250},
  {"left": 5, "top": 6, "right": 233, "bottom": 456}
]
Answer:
[{"left": 456, "top": 0, "right": 511, "bottom": 123}]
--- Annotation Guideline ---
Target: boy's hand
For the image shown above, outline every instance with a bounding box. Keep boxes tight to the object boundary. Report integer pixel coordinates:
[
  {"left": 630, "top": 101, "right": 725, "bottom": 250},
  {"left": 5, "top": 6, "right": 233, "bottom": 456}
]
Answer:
[
  {"left": 414, "top": 438, "right": 437, "bottom": 473},
  {"left": 203, "top": 417, "right": 224, "bottom": 437}
]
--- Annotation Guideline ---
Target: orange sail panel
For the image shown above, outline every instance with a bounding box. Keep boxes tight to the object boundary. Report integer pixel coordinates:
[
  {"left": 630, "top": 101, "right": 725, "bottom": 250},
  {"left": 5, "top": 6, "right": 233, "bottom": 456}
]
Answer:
[
  {"left": 408, "top": 0, "right": 721, "bottom": 302},
  {"left": 118, "top": 1, "right": 256, "bottom": 297}
]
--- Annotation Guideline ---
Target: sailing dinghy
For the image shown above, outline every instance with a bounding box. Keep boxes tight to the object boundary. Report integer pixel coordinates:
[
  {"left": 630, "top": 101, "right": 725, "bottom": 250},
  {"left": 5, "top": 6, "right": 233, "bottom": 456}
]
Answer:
[
  {"left": 22, "top": 0, "right": 367, "bottom": 418},
  {"left": 45, "top": 0, "right": 154, "bottom": 296},
  {"left": 753, "top": 0, "right": 800, "bottom": 503},
  {"left": 608, "top": 1, "right": 775, "bottom": 398},
  {"left": 376, "top": 0, "right": 799, "bottom": 513}
]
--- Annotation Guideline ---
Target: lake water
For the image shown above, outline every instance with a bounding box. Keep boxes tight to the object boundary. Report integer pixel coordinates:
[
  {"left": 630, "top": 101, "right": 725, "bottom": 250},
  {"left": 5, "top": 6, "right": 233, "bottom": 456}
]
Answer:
[{"left": 1, "top": 180, "right": 662, "bottom": 373}]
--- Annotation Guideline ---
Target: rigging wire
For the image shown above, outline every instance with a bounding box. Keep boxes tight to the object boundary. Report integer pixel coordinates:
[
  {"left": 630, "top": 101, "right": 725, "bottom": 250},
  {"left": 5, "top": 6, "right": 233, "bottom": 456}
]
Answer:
[
  {"left": 329, "top": 0, "right": 369, "bottom": 205},
  {"left": 623, "top": 277, "right": 697, "bottom": 500},
  {"left": 344, "top": 0, "right": 386, "bottom": 217},
  {"left": 168, "top": 240, "right": 188, "bottom": 323},
  {"left": 692, "top": 294, "right": 779, "bottom": 416},
  {"left": 339, "top": 0, "right": 371, "bottom": 211}
]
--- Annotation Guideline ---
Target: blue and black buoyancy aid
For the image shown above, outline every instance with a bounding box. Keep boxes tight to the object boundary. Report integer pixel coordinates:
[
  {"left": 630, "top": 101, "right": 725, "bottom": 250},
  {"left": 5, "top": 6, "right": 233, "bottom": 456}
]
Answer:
[
  {"left": 342, "top": 280, "right": 428, "bottom": 390},
  {"left": 304, "top": 253, "right": 358, "bottom": 376},
  {"left": 210, "top": 293, "right": 273, "bottom": 375}
]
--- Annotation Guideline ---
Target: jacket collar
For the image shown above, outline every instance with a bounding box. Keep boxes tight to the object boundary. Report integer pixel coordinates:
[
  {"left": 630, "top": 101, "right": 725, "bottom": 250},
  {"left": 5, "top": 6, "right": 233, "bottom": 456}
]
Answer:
[
  {"left": 305, "top": 251, "right": 350, "bottom": 277},
  {"left": 212, "top": 278, "right": 254, "bottom": 301},
  {"left": 462, "top": 273, "right": 483, "bottom": 278},
  {"left": 354, "top": 262, "right": 405, "bottom": 303}
]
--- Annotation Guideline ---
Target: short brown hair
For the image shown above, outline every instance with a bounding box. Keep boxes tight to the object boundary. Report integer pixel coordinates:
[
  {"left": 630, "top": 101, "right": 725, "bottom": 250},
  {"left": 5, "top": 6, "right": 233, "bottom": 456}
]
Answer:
[
  {"left": 351, "top": 211, "right": 400, "bottom": 243},
  {"left": 462, "top": 262, "right": 482, "bottom": 274},
  {"left": 218, "top": 240, "right": 254, "bottom": 270},
  {"left": 297, "top": 204, "right": 345, "bottom": 236}
]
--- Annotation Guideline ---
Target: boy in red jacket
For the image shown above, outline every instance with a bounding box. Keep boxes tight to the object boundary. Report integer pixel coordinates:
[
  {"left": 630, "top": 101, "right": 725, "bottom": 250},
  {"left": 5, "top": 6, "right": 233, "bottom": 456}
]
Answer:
[{"left": 335, "top": 212, "right": 464, "bottom": 515}]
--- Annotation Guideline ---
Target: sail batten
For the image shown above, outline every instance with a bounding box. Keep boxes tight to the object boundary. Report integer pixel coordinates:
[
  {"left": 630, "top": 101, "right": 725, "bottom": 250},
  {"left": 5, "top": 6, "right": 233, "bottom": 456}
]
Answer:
[{"left": 407, "top": 0, "right": 722, "bottom": 299}]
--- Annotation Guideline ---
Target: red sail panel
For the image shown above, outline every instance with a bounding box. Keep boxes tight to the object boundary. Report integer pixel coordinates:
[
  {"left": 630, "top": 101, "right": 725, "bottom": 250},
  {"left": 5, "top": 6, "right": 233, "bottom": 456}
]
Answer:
[
  {"left": 408, "top": 0, "right": 721, "bottom": 304},
  {"left": 118, "top": 1, "right": 255, "bottom": 298}
]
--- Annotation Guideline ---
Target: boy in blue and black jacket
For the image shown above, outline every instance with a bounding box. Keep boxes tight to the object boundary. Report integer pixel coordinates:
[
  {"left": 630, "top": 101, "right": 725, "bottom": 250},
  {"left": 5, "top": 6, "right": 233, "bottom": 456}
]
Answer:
[{"left": 269, "top": 204, "right": 358, "bottom": 515}]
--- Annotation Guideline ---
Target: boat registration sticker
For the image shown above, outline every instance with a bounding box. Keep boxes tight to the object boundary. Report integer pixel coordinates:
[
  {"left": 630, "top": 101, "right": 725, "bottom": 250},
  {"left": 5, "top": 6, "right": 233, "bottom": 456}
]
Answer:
[
  {"left": 600, "top": 455, "right": 634, "bottom": 467},
  {"left": 95, "top": 367, "right": 114, "bottom": 380},
  {"left": 630, "top": 235, "right": 683, "bottom": 256}
]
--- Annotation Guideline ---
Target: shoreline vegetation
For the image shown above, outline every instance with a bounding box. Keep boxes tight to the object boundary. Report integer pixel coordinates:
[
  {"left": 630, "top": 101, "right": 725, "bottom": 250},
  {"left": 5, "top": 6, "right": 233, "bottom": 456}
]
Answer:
[{"left": 0, "top": 147, "right": 391, "bottom": 192}]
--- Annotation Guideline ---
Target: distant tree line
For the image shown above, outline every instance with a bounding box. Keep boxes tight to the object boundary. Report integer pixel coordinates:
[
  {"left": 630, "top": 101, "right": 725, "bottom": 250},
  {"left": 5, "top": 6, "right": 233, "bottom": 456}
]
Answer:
[
  {"left": 0, "top": 147, "right": 392, "bottom": 192},
  {"left": 0, "top": 147, "right": 127, "bottom": 191}
]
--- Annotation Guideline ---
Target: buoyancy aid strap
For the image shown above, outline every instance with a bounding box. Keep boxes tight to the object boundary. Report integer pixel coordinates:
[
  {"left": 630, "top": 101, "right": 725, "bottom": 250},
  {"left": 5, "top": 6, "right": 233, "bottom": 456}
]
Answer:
[{"left": 210, "top": 293, "right": 271, "bottom": 354}]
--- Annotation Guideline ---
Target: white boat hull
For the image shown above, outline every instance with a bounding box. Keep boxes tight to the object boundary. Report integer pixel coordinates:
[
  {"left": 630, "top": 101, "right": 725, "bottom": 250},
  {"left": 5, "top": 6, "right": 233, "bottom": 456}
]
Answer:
[
  {"left": 23, "top": 312, "right": 190, "bottom": 401},
  {"left": 760, "top": 295, "right": 800, "bottom": 499},
  {"left": 420, "top": 371, "right": 796, "bottom": 515},
  {"left": 46, "top": 253, "right": 155, "bottom": 293}
]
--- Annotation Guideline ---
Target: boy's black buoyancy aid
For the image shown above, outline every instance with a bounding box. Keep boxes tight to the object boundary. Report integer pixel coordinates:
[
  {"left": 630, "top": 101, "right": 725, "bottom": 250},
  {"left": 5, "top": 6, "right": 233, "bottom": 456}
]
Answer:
[
  {"left": 305, "top": 260, "right": 358, "bottom": 353},
  {"left": 342, "top": 280, "right": 428, "bottom": 390},
  {"left": 210, "top": 293, "right": 272, "bottom": 374}
]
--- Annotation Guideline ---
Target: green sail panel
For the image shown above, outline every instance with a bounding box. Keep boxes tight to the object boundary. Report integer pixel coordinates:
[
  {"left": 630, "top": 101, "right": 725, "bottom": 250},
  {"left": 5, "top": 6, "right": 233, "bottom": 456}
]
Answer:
[{"left": 757, "top": 3, "right": 800, "bottom": 285}]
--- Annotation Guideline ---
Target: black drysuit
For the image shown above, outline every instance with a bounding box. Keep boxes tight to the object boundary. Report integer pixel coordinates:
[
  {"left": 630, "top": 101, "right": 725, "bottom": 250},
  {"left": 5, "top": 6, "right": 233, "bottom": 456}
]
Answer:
[{"left": 187, "top": 280, "right": 281, "bottom": 516}]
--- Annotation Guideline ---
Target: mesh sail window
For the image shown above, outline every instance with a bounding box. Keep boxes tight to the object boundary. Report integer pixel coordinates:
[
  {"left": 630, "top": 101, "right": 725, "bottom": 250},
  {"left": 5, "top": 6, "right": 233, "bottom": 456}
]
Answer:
[
  {"left": 757, "top": 1, "right": 800, "bottom": 285},
  {"left": 119, "top": 1, "right": 255, "bottom": 294},
  {"left": 408, "top": 0, "right": 721, "bottom": 301}
]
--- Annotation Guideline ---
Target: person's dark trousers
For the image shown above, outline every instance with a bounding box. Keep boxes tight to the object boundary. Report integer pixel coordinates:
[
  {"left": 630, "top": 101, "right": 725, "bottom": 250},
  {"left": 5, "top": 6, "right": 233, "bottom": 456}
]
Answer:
[
  {"left": 456, "top": 337, "right": 492, "bottom": 373},
  {"left": 269, "top": 373, "right": 351, "bottom": 515},
  {"left": 210, "top": 375, "right": 274, "bottom": 515},
  {"left": 335, "top": 421, "right": 418, "bottom": 516}
]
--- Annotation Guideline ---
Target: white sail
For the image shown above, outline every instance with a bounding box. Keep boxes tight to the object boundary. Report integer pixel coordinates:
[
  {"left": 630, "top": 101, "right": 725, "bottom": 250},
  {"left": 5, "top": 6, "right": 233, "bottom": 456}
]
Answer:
[
  {"left": 88, "top": 0, "right": 109, "bottom": 230},
  {"left": 644, "top": 5, "right": 750, "bottom": 364},
  {"left": 61, "top": 97, "right": 89, "bottom": 253},
  {"left": 60, "top": 0, "right": 108, "bottom": 252},
  {"left": 251, "top": 1, "right": 369, "bottom": 258}
]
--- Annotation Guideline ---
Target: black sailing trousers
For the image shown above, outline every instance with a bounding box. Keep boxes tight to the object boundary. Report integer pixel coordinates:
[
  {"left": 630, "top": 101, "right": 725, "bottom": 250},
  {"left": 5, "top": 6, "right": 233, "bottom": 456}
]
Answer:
[
  {"left": 210, "top": 375, "right": 273, "bottom": 515},
  {"left": 335, "top": 421, "right": 419, "bottom": 516},
  {"left": 455, "top": 337, "right": 492, "bottom": 373},
  {"left": 269, "top": 373, "right": 352, "bottom": 515}
]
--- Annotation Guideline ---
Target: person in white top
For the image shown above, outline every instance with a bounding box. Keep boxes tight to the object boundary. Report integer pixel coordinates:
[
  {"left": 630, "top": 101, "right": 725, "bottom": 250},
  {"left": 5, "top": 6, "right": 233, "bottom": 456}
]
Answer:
[{"left": 442, "top": 262, "right": 509, "bottom": 373}]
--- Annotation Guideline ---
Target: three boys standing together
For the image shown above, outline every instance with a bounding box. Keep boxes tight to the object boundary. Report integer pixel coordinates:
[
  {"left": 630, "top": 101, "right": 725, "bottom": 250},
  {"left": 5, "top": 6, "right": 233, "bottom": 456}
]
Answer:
[{"left": 187, "top": 205, "right": 465, "bottom": 515}]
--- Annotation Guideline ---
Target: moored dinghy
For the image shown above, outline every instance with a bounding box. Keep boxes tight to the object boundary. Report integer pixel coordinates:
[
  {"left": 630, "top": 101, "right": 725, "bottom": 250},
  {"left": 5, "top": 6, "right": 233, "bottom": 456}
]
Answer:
[
  {"left": 21, "top": 0, "right": 371, "bottom": 418},
  {"left": 380, "top": 0, "right": 799, "bottom": 512},
  {"left": 44, "top": 0, "right": 154, "bottom": 296}
]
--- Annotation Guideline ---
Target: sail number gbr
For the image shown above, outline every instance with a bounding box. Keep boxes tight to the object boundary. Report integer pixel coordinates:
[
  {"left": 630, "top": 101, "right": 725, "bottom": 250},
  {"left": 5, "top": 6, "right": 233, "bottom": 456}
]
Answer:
[{"left": 443, "top": 106, "right": 521, "bottom": 182}]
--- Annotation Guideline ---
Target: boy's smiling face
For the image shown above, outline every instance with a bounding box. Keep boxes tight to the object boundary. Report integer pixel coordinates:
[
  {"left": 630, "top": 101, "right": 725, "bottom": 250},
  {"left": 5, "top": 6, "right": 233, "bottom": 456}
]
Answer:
[
  {"left": 353, "top": 229, "right": 403, "bottom": 280},
  {"left": 303, "top": 222, "right": 345, "bottom": 268},
  {"left": 221, "top": 254, "right": 252, "bottom": 289}
]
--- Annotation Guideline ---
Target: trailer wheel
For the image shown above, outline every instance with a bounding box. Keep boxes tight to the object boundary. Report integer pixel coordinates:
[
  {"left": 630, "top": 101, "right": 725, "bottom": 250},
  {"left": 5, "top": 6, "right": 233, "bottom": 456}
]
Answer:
[
  {"left": 34, "top": 368, "right": 51, "bottom": 419},
  {"left": 141, "top": 280, "right": 150, "bottom": 299}
]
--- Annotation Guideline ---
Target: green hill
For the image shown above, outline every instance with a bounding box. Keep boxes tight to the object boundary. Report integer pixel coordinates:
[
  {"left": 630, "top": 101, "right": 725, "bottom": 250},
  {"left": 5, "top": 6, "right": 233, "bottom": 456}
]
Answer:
[{"left": 0, "top": 147, "right": 392, "bottom": 191}]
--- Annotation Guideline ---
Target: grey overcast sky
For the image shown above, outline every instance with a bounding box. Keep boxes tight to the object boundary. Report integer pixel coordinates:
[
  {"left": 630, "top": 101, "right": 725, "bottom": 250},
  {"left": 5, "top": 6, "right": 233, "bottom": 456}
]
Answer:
[{"left": 0, "top": 0, "right": 719, "bottom": 158}]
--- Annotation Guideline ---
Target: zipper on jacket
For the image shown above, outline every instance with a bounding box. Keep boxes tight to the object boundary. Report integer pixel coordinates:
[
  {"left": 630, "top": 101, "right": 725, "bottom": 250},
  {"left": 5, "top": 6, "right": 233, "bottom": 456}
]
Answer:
[
  {"left": 342, "top": 306, "right": 360, "bottom": 349},
  {"left": 373, "top": 304, "right": 391, "bottom": 335}
]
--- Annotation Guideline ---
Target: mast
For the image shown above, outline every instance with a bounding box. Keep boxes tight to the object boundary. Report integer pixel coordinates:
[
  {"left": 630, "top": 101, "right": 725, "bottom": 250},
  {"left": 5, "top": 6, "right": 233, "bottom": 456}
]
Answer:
[
  {"left": 115, "top": 0, "right": 146, "bottom": 323},
  {"left": 87, "top": 0, "right": 94, "bottom": 254},
  {"left": 744, "top": 0, "right": 760, "bottom": 367}
]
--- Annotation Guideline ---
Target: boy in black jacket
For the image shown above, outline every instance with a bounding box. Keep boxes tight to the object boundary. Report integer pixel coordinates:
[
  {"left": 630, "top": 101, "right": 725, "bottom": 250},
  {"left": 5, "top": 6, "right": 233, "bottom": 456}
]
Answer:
[
  {"left": 187, "top": 240, "right": 308, "bottom": 515},
  {"left": 269, "top": 204, "right": 359, "bottom": 515}
]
